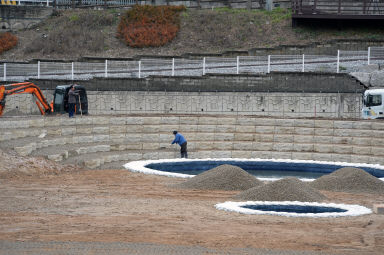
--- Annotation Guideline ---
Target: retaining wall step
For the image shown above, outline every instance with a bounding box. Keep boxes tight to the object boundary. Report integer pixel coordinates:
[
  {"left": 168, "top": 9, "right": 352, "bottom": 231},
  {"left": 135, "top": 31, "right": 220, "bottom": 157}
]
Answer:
[
  {"left": 10, "top": 132, "right": 384, "bottom": 159},
  {"left": 2, "top": 116, "right": 384, "bottom": 130},
  {"left": 1, "top": 116, "right": 384, "bottom": 168},
  {"left": 58, "top": 149, "right": 384, "bottom": 169}
]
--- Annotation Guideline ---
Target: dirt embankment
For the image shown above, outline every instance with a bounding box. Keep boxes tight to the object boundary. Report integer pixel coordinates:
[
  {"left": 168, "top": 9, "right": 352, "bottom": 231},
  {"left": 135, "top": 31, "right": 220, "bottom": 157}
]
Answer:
[
  {"left": 0, "top": 160, "right": 383, "bottom": 254},
  {"left": 2, "top": 8, "right": 384, "bottom": 61},
  {"left": 0, "top": 143, "right": 384, "bottom": 254}
]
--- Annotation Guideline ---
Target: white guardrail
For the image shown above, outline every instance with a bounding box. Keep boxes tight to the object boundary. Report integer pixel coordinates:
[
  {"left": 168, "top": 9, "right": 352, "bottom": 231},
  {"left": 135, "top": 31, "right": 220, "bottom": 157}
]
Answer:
[{"left": 1, "top": 47, "right": 383, "bottom": 81}]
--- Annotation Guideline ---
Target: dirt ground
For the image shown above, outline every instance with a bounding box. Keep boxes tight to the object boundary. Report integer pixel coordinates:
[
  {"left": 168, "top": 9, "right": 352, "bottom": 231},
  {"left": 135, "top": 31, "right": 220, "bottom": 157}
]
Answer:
[{"left": 0, "top": 161, "right": 383, "bottom": 254}]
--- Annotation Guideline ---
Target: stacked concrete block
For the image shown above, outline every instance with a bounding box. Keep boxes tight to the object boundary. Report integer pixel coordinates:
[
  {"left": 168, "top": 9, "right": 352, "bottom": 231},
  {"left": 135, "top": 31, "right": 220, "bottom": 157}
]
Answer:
[{"left": 1, "top": 115, "right": 384, "bottom": 169}]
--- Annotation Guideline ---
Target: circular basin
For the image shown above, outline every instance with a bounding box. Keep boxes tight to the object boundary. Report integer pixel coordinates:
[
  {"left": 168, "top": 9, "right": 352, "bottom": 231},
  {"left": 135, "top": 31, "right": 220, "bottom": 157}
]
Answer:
[
  {"left": 124, "top": 158, "right": 384, "bottom": 181},
  {"left": 215, "top": 201, "right": 372, "bottom": 218}
]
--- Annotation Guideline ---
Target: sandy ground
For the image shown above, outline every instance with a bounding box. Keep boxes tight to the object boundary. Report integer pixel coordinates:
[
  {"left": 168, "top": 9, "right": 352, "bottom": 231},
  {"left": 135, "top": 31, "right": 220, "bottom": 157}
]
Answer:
[{"left": 0, "top": 167, "right": 383, "bottom": 254}]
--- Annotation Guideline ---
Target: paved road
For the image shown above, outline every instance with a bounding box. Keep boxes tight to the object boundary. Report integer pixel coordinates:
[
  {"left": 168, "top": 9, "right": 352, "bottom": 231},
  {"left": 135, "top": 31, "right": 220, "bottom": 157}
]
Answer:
[{"left": 0, "top": 240, "right": 337, "bottom": 255}]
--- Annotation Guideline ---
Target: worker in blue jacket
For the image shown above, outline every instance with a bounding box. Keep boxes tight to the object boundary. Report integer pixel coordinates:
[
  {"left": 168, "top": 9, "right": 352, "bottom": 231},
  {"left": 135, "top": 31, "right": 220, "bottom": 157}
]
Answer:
[{"left": 171, "top": 130, "right": 188, "bottom": 158}]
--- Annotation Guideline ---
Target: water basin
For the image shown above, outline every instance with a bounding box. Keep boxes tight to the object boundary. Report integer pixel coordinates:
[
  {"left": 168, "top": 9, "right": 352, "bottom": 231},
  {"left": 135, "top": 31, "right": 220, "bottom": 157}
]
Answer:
[{"left": 124, "top": 158, "right": 384, "bottom": 181}]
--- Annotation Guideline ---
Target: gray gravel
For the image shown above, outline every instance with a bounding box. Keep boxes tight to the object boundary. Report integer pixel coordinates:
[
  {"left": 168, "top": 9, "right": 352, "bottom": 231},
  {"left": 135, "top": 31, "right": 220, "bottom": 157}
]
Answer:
[
  {"left": 173, "top": 164, "right": 263, "bottom": 191},
  {"left": 310, "top": 167, "right": 384, "bottom": 194},
  {"left": 0, "top": 240, "right": 337, "bottom": 255},
  {"left": 235, "top": 177, "right": 326, "bottom": 202},
  {"left": 95, "top": 160, "right": 128, "bottom": 170}
]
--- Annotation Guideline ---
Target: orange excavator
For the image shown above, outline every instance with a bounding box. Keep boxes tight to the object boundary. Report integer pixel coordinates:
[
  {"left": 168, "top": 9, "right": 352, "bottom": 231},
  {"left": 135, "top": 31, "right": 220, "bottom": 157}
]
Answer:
[
  {"left": 0, "top": 82, "right": 52, "bottom": 117},
  {"left": 0, "top": 82, "right": 88, "bottom": 117}
]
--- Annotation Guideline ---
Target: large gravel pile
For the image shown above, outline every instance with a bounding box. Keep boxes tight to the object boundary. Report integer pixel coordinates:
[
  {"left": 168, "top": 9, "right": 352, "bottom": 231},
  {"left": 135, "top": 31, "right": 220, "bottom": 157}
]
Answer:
[
  {"left": 310, "top": 167, "right": 384, "bottom": 194},
  {"left": 234, "top": 177, "right": 326, "bottom": 202},
  {"left": 173, "top": 164, "right": 263, "bottom": 191}
]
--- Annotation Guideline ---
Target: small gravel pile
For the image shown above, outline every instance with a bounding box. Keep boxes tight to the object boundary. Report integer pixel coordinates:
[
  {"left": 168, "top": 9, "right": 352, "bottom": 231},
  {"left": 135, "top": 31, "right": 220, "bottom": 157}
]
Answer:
[
  {"left": 173, "top": 164, "right": 263, "bottom": 190},
  {"left": 310, "top": 167, "right": 384, "bottom": 194},
  {"left": 234, "top": 177, "right": 326, "bottom": 202}
]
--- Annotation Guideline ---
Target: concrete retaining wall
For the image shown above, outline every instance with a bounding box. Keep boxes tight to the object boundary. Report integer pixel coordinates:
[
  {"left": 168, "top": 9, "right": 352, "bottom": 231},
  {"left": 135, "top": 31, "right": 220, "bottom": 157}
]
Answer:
[
  {"left": 3, "top": 73, "right": 364, "bottom": 118},
  {"left": 1, "top": 115, "right": 384, "bottom": 168},
  {"left": 0, "top": 6, "right": 53, "bottom": 31},
  {"left": 32, "top": 73, "right": 364, "bottom": 93},
  {"left": 2, "top": 90, "right": 362, "bottom": 119}
]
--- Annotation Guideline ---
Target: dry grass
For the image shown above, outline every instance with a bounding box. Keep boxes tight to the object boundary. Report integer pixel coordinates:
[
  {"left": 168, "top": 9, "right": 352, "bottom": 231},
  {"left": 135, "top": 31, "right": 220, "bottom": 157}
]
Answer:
[
  {"left": 2, "top": 7, "right": 384, "bottom": 61},
  {"left": 24, "top": 9, "right": 117, "bottom": 56}
]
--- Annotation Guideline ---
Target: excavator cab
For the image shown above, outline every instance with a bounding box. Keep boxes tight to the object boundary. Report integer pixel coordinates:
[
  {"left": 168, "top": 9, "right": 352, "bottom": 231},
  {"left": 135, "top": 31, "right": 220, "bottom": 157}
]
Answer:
[
  {"left": 0, "top": 82, "right": 88, "bottom": 117},
  {"left": 53, "top": 85, "right": 88, "bottom": 115}
]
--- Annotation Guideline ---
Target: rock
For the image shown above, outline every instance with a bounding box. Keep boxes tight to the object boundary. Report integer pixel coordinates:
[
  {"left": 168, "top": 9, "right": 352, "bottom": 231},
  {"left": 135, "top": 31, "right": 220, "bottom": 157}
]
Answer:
[
  {"left": 370, "top": 70, "right": 384, "bottom": 87},
  {"left": 373, "top": 204, "right": 384, "bottom": 214},
  {"left": 350, "top": 72, "right": 371, "bottom": 86}
]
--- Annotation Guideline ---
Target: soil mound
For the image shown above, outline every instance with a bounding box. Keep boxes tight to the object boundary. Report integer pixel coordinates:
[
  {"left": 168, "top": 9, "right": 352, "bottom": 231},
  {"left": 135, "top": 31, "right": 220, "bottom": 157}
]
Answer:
[
  {"left": 173, "top": 164, "right": 263, "bottom": 191},
  {"left": 0, "top": 149, "right": 80, "bottom": 177},
  {"left": 310, "top": 167, "right": 384, "bottom": 194},
  {"left": 235, "top": 177, "right": 326, "bottom": 202}
]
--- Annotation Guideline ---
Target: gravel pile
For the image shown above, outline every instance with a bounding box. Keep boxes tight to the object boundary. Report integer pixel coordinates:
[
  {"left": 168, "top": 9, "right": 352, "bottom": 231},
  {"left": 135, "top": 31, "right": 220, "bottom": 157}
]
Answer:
[
  {"left": 310, "top": 167, "right": 384, "bottom": 194},
  {"left": 234, "top": 177, "right": 326, "bottom": 202},
  {"left": 173, "top": 164, "right": 263, "bottom": 191}
]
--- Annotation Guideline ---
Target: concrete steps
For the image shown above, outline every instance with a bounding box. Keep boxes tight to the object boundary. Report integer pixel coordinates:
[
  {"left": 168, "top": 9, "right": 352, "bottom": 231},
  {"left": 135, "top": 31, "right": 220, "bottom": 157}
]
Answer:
[
  {"left": 1, "top": 115, "right": 384, "bottom": 169},
  {"left": 4, "top": 133, "right": 383, "bottom": 163}
]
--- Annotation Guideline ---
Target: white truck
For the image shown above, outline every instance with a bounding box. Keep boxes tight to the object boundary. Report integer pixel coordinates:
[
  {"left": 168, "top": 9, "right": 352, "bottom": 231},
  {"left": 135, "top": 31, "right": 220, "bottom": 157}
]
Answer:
[{"left": 362, "top": 88, "right": 384, "bottom": 119}]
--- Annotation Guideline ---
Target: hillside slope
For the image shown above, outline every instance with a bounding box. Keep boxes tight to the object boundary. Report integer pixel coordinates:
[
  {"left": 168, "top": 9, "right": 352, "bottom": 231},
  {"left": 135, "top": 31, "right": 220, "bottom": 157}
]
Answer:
[{"left": 1, "top": 8, "right": 384, "bottom": 61}]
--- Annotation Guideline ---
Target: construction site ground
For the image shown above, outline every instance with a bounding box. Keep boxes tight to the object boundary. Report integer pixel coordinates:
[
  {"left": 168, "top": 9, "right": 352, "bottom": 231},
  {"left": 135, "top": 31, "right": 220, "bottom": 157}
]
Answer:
[{"left": 0, "top": 151, "right": 384, "bottom": 254}]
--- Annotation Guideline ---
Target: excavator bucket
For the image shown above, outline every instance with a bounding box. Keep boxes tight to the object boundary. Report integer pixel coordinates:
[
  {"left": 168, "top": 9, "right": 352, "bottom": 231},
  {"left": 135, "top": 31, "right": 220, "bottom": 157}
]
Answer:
[{"left": 0, "top": 86, "right": 6, "bottom": 116}]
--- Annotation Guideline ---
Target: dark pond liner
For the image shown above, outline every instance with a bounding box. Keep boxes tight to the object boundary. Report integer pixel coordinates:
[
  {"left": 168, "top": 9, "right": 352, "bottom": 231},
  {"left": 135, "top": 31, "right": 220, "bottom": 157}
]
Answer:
[
  {"left": 146, "top": 160, "right": 384, "bottom": 178},
  {"left": 241, "top": 204, "right": 347, "bottom": 214}
]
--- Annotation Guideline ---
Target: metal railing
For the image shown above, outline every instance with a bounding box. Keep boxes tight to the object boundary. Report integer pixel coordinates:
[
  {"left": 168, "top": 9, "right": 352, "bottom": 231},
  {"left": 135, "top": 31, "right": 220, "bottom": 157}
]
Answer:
[{"left": 1, "top": 47, "right": 384, "bottom": 81}]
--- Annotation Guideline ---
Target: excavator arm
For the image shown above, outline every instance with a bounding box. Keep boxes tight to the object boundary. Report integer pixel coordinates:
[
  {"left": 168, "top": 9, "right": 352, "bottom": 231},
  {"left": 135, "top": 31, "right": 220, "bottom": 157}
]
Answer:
[{"left": 0, "top": 82, "right": 52, "bottom": 117}]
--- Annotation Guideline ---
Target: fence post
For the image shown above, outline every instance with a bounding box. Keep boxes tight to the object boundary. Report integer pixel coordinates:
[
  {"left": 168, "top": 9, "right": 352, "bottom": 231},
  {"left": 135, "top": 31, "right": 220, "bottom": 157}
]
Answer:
[
  {"left": 138, "top": 61, "right": 141, "bottom": 78},
  {"left": 368, "top": 47, "right": 371, "bottom": 65},
  {"left": 105, "top": 60, "right": 108, "bottom": 78},
  {"left": 236, "top": 56, "right": 239, "bottom": 74},
  {"left": 3, "top": 63, "right": 6, "bottom": 82},
  {"left": 267, "top": 55, "right": 271, "bottom": 73},
  {"left": 302, "top": 54, "right": 305, "bottom": 72},
  {"left": 172, "top": 58, "right": 175, "bottom": 76},
  {"left": 71, "top": 62, "right": 74, "bottom": 80},
  {"left": 37, "top": 61, "right": 40, "bottom": 79},
  {"left": 336, "top": 50, "right": 340, "bottom": 73},
  {"left": 203, "top": 57, "right": 206, "bottom": 75}
]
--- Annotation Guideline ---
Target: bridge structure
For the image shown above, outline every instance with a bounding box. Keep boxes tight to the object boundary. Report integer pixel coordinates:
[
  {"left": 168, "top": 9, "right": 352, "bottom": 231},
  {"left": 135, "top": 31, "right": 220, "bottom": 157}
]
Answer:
[{"left": 292, "top": 0, "right": 384, "bottom": 26}]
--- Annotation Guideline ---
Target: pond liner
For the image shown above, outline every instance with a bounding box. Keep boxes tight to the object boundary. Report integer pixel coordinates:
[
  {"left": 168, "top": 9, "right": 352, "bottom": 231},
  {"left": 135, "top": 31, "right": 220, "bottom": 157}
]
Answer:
[
  {"left": 215, "top": 201, "right": 372, "bottom": 218},
  {"left": 124, "top": 158, "right": 384, "bottom": 181}
]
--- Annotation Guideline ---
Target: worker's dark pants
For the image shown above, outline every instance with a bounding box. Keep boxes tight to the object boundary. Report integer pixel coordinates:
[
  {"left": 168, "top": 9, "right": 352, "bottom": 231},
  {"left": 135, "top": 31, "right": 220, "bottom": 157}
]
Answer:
[
  {"left": 68, "top": 103, "right": 75, "bottom": 117},
  {"left": 180, "top": 142, "right": 188, "bottom": 158}
]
